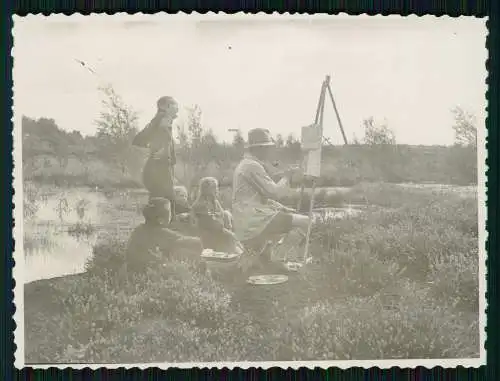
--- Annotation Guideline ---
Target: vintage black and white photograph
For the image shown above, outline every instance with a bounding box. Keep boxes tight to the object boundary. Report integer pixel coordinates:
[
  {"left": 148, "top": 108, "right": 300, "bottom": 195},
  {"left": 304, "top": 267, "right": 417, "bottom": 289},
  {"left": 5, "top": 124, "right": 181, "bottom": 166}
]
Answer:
[{"left": 13, "top": 13, "right": 486, "bottom": 368}]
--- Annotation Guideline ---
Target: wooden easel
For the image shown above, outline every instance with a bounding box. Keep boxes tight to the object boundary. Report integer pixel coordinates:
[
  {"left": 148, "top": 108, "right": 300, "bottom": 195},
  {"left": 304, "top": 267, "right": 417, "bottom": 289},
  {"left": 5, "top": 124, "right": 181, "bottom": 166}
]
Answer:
[{"left": 299, "top": 75, "right": 348, "bottom": 263}]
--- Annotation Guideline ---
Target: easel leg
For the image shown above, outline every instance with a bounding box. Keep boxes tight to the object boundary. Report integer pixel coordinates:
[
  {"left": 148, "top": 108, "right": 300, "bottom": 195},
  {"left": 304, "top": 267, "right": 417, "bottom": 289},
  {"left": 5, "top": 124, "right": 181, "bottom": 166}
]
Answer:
[
  {"left": 298, "top": 78, "right": 327, "bottom": 213},
  {"left": 326, "top": 83, "right": 348, "bottom": 145},
  {"left": 302, "top": 178, "right": 317, "bottom": 264}
]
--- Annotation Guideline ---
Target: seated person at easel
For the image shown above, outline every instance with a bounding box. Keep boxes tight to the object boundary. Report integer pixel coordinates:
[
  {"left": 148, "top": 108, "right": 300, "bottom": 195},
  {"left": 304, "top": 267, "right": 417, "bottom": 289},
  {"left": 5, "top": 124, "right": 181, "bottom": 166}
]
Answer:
[
  {"left": 191, "top": 177, "right": 243, "bottom": 254},
  {"left": 231, "top": 128, "right": 310, "bottom": 262}
]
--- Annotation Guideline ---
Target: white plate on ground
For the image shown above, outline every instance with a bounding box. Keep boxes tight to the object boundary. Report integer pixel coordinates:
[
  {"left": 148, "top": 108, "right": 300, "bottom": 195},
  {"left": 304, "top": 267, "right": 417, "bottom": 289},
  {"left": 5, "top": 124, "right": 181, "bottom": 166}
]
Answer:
[
  {"left": 246, "top": 274, "right": 289, "bottom": 285},
  {"left": 284, "top": 262, "right": 303, "bottom": 272},
  {"left": 201, "top": 249, "right": 241, "bottom": 261}
]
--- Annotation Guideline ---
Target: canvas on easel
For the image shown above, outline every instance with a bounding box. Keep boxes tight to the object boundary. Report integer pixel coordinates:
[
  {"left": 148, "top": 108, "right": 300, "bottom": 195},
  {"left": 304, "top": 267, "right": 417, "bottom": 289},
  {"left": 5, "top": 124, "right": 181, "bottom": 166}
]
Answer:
[{"left": 301, "top": 123, "right": 323, "bottom": 178}]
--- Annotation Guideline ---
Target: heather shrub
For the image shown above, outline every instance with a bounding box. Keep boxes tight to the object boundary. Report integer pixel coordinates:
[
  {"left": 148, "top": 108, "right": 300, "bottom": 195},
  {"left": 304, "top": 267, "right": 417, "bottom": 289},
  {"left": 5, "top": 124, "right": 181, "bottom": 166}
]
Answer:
[
  {"left": 279, "top": 280, "right": 479, "bottom": 360},
  {"left": 85, "top": 236, "right": 128, "bottom": 275},
  {"left": 31, "top": 240, "right": 277, "bottom": 363},
  {"left": 428, "top": 246, "right": 479, "bottom": 312},
  {"left": 25, "top": 183, "right": 480, "bottom": 363}
]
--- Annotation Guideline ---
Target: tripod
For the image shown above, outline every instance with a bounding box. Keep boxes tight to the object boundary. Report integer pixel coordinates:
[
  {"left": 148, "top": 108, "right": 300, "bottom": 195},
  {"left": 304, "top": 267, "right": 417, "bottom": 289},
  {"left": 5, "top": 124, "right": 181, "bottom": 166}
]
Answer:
[{"left": 299, "top": 75, "right": 348, "bottom": 263}]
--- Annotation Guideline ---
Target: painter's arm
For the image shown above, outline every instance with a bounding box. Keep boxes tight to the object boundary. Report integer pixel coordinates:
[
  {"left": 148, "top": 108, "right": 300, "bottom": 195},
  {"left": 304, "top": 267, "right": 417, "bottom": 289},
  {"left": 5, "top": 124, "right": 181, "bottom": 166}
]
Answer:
[{"left": 246, "top": 162, "right": 293, "bottom": 200}]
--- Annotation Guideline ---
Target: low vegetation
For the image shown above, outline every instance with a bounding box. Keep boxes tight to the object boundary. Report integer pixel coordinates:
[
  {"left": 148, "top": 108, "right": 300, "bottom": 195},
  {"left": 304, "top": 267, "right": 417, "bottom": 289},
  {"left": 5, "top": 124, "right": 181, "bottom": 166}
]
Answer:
[
  {"left": 22, "top": 88, "right": 480, "bottom": 362},
  {"left": 22, "top": 100, "right": 478, "bottom": 191},
  {"left": 24, "top": 184, "right": 480, "bottom": 363}
]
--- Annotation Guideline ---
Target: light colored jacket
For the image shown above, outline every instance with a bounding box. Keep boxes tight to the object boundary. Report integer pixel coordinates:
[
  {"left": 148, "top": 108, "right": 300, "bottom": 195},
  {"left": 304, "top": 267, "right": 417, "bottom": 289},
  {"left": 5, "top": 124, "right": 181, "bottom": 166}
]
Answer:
[{"left": 231, "top": 153, "right": 292, "bottom": 241}]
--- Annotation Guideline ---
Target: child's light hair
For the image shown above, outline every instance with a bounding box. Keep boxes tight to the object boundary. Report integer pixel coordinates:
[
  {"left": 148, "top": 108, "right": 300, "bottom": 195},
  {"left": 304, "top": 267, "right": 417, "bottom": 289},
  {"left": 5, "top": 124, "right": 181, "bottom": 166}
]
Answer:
[
  {"left": 174, "top": 185, "right": 189, "bottom": 199},
  {"left": 198, "top": 177, "right": 219, "bottom": 197}
]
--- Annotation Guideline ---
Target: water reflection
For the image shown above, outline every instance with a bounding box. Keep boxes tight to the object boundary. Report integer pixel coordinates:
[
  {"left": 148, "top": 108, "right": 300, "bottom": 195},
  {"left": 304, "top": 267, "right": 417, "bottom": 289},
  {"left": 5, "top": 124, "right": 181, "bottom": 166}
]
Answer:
[
  {"left": 23, "top": 187, "right": 368, "bottom": 283},
  {"left": 23, "top": 189, "right": 105, "bottom": 284},
  {"left": 24, "top": 229, "right": 96, "bottom": 284},
  {"left": 25, "top": 182, "right": 471, "bottom": 284}
]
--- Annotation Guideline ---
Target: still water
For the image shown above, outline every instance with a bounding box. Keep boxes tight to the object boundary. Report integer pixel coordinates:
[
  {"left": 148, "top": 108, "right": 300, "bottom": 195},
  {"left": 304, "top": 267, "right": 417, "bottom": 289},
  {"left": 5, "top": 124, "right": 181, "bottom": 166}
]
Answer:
[
  {"left": 23, "top": 189, "right": 107, "bottom": 284},
  {"left": 23, "top": 183, "right": 471, "bottom": 284}
]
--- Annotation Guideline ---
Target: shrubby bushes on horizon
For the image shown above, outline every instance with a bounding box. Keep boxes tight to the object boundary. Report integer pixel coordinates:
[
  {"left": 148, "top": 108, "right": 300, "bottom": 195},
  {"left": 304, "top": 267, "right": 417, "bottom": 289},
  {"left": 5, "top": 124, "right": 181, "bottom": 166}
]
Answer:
[{"left": 22, "top": 100, "right": 479, "bottom": 190}]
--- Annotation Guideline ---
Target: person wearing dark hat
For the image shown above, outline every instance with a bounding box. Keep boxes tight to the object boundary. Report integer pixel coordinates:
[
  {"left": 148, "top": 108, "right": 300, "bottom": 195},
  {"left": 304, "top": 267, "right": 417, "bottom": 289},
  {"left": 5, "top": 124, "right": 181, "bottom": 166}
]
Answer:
[
  {"left": 231, "top": 128, "right": 310, "bottom": 261},
  {"left": 132, "top": 96, "right": 179, "bottom": 217},
  {"left": 126, "top": 197, "right": 203, "bottom": 272}
]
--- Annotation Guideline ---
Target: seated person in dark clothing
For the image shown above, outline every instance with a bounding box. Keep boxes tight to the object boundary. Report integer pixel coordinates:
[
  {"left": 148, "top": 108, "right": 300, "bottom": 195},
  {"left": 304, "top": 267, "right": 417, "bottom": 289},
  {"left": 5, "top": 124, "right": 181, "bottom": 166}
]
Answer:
[
  {"left": 126, "top": 197, "right": 203, "bottom": 272},
  {"left": 191, "top": 177, "right": 242, "bottom": 254}
]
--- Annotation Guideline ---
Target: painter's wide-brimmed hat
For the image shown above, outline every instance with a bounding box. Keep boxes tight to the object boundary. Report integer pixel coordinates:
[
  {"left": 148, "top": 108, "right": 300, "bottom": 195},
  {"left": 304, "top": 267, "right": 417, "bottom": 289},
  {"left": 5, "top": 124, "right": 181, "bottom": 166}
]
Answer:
[{"left": 247, "top": 128, "right": 275, "bottom": 148}]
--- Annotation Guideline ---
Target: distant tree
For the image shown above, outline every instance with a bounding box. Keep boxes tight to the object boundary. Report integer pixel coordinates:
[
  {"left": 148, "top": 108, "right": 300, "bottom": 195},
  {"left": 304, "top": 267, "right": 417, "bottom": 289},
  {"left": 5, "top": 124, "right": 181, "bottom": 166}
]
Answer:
[
  {"left": 186, "top": 104, "right": 203, "bottom": 147},
  {"left": 362, "top": 117, "right": 396, "bottom": 145},
  {"left": 176, "top": 123, "right": 190, "bottom": 162},
  {"left": 183, "top": 105, "right": 219, "bottom": 186},
  {"left": 452, "top": 106, "right": 477, "bottom": 147},
  {"left": 95, "top": 84, "right": 139, "bottom": 174},
  {"left": 275, "top": 133, "right": 284, "bottom": 148},
  {"left": 175, "top": 123, "right": 191, "bottom": 183},
  {"left": 176, "top": 124, "right": 189, "bottom": 147},
  {"left": 232, "top": 130, "right": 245, "bottom": 150},
  {"left": 285, "top": 133, "right": 302, "bottom": 159},
  {"left": 201, "top": 129, "right": 218, "bottom": 151},
  {"left": 200, "top": 129, "right": 221, "bottom": 167},
  {"left": 22, "top": 116, "right": 70, "bottom": 169}
]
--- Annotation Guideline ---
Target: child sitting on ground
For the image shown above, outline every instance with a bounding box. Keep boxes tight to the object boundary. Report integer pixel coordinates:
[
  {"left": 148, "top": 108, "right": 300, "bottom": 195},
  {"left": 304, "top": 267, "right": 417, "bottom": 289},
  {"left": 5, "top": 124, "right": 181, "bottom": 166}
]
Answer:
[
  {"left": 173, "top": 185, "right": 192, "bottom": 220},
  {"left": 126, "top": 197, "right": 203, "bottom": 272},
  {"left": 191, "top": 177, "right": 242, "bottom": 254}
]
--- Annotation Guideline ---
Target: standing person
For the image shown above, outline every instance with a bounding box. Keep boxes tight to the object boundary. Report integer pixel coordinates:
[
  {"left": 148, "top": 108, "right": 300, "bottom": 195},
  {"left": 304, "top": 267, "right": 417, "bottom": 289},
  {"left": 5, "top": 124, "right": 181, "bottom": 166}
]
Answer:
[
  {"left": 191, "top": 177, "right": 242, "bottom": 253},
  {"left": 132, "top": 96, "right": 179, "bottom": 217},
  {"left": 231, "top": 128, "right": 310, "bottom": 261}
]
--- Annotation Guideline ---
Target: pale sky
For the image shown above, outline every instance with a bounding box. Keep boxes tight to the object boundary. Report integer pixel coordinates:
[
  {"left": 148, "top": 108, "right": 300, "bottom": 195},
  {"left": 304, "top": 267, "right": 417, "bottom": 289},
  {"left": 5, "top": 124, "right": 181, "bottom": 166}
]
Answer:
[{"left": 13, "top": 14, "right": 487, "bottom": 145}]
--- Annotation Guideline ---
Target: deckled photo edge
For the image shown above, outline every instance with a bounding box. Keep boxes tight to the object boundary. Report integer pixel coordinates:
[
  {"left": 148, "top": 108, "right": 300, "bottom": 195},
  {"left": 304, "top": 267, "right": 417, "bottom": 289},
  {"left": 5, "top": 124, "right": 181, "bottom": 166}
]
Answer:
[
  {"left": 12, "top": 13, "right": 26, "bottom": 369},
  {"left": 11, "top": 12, "right": 488, "bottom": 370}
]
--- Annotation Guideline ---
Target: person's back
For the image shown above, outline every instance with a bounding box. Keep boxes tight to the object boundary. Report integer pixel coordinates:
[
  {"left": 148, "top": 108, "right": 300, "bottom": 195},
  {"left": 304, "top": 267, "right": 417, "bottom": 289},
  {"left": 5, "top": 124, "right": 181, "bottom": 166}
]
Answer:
[
  {"left": 232, "top": 153, "right": 289, "bottom": 243},
  {"left": 231, "top": 128, "right": 310, "bottom": 256},
  {"left": 126, "top": 198, "right": 203, "bottom": 272},
  {"left": 126, "top": 223, "right": 182, "bottom": 268},
  {"left": 232, "top": 157, "right": 264, "bottom": 209},
  {"left": 192, "top": 177, "right": 242, "bottom": 253}
]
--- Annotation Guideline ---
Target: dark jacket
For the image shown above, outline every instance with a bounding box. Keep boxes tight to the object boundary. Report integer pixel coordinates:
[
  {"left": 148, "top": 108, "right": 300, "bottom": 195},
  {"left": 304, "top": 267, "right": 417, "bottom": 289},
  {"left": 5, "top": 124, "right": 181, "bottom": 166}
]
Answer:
[
  {"left": 191, "top": 199, "right": 239, "bottom": 253},
  {"left": 126, "top": 223, "right": 202, "bottom": 270},
  {"left": 133, "top": 111, "right": 177, "bottom": 199}
]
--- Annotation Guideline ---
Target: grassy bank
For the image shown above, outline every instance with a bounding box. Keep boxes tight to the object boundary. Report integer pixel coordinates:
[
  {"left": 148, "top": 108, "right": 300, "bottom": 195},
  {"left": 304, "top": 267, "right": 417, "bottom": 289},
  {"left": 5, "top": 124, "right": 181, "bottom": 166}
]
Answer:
[{"left": 24, "top": 184, "right": 480, "bottom": 363}]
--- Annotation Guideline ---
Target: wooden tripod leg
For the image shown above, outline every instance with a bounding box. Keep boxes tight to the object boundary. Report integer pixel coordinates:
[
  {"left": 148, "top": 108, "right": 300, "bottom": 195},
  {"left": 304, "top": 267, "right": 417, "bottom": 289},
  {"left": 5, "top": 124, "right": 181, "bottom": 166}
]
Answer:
[
  {"left": 297, "top": 79, "right": 328, "bottom": 212},
  {"left": 302, "top": 178, "right": 317, "bottom": 264},
  {"left": 296, "top": 159, "right": 307, "bottom": 212},
  {"left": 302, "top": 77, "right": 327, "bottom": 263},
  {"left": 326, "top": 82, "right": 348, "bottom": 145}
]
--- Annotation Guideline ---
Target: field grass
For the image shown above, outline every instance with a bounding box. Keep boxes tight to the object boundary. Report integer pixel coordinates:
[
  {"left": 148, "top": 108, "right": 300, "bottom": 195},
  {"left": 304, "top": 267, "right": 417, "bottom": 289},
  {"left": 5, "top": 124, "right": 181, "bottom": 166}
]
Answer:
[{"left": 23, "top": 183, "right": 480, "bottom": 363}]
